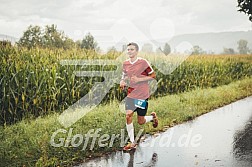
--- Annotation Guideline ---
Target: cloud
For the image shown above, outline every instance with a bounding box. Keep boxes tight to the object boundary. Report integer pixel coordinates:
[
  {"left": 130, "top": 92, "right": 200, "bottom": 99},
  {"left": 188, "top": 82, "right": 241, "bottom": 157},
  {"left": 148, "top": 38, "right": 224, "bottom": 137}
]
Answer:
[
  {"left": 0, "top": 0, "right": 250, "bottom": 46},
  {"left": 165, "top": 0, "right": 249, "bottom": 33}
]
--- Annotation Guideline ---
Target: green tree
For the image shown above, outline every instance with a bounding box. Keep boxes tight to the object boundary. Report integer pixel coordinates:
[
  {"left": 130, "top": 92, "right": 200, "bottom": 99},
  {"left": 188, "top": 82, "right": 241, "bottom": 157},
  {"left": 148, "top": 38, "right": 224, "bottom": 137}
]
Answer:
[
  {"left": 158, "top": 43, "right": 171, "bottom": 55},
  {"left": 63, "top": 37, "right": 76, "bottom": 50},
  {"left": 156, "top": 47, "right": 162, "bottom": 54},
  {"left": 75, "top": 40, "right": 82, "bottom": 49},
  {"left": 122, "top": 44, "right": 127, "bottom": 52},
  {"left": 163, "top": 43, "right": 171, "bottom": 55},
  {"left": 17, "top": 25, "right": 42, "bottom": 49},
  {"left": 237, "top": 0, "right": 252, "bottom": 21},
  {"left": 191, "top": 45, "right": 205, "bottom": 55},
  {"left": 43, "top": 24, "right": 65, "bottom": 48},
  {"left": 17, "top": 24, "right": 75, "bottom": 49},
  {"left": 223, "top": 48, "right": 235, "bottom": 54},
  {"left": 81, "top": 32, "right": 98, "bottom": 51},
  {"left": 237, "top": 39, "right": 249, "bottom": 54}
]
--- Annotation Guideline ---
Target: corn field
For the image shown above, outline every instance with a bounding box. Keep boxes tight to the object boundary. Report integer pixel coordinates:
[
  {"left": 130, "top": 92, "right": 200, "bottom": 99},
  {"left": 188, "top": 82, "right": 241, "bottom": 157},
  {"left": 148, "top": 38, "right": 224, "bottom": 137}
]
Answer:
[{"left": 1, "top": 46, "right": 252, "bottom": 125}]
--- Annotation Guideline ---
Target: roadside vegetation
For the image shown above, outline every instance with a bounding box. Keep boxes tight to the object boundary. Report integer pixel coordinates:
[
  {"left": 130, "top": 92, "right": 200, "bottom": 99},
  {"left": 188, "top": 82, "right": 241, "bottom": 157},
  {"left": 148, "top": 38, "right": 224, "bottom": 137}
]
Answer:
[{"left": 1, "top": 45, "right": 252, "bottom": 166}]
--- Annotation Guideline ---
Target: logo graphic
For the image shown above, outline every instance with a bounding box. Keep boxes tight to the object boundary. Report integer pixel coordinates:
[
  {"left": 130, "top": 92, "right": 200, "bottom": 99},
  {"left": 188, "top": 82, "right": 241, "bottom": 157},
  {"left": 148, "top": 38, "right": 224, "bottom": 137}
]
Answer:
[{"left": 58, "top": 19, "right": 192, "bottom": 128}]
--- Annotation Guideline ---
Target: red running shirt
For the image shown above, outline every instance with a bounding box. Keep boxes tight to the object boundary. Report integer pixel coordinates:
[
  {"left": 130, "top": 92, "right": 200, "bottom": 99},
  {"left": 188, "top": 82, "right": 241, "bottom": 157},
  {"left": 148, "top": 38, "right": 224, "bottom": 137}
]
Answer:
[{"left": 122, "top": 58, "right": 154, "bottom": 99}]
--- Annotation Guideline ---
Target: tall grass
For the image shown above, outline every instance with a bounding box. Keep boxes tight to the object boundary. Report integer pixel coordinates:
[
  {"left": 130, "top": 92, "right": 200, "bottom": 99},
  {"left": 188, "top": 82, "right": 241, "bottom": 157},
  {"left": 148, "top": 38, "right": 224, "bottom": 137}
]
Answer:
[
  {"left": 1, "top": 77, "right": 252, "bottom": 167},
  {"left": 1, "top": 46, "right": 252, "bottom": 125}
]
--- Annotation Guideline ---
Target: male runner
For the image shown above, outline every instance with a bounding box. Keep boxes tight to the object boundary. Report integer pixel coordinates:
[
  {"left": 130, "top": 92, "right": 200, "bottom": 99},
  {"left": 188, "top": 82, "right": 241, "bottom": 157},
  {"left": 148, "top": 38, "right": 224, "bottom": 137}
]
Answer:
[{"left": 120, "top": 42, "right": 158, "bottom": 151}]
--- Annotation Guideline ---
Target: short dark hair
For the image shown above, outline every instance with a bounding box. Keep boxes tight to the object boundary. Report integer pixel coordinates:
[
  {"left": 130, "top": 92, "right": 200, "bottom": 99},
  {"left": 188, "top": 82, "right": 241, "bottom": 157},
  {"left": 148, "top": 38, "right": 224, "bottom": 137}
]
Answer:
[{"left": 127, "top": 42, "right": 139, "bottom": 51}]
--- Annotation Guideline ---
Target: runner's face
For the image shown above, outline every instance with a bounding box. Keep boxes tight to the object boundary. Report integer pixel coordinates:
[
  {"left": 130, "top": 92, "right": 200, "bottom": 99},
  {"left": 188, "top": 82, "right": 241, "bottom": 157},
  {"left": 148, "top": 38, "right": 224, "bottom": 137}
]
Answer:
[{"left": 127, "top": 45, "right": 138, "bottom": 58}]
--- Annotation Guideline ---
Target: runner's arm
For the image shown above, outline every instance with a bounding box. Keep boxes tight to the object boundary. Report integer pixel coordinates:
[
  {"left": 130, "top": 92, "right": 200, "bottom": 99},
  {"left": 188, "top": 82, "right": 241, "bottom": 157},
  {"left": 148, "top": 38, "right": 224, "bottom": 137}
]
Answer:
[
  {"left": 131, "top": 71, "right": 156, "bottom": 83},
  {"left": 120, "top": 70, "right": 128, "bottom": 89}
]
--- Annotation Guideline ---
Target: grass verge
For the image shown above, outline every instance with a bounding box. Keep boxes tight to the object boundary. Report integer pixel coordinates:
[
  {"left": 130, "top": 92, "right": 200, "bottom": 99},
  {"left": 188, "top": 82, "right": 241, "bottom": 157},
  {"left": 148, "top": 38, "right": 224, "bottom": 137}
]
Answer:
[{"left": 1, "top": 77, "right": 252, "bottom": 166}]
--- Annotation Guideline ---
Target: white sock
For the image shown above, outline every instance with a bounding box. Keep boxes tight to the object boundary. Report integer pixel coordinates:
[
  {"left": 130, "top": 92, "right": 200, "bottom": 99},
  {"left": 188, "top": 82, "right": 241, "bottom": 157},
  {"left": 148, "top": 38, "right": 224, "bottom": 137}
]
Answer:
[
  {"left": 144, "top": 116, "right": 153, "bottom": 123},
  {"left": 126, "top": 123, "right": 134, "bottom": 143}
]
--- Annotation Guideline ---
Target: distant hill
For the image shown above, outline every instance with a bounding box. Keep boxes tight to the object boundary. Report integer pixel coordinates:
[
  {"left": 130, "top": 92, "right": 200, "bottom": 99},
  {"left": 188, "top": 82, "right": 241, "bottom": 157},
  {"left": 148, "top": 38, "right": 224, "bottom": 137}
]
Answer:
[
  {"left": 0, "top": 34, "right": 18, "bottom": 45},
  {"left": 1, "top": 31, "right": 252, "bottom": 53},
  {"left": 168, "top": 31, "right": 252, "bottom": 54}
]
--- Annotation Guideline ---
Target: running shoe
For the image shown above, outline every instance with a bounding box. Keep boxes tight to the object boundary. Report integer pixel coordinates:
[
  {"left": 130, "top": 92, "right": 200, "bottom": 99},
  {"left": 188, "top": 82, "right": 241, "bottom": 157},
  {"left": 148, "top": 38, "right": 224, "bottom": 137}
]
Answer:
[{"left": 151, "top": 112, "right": 158, "bottom": 128}]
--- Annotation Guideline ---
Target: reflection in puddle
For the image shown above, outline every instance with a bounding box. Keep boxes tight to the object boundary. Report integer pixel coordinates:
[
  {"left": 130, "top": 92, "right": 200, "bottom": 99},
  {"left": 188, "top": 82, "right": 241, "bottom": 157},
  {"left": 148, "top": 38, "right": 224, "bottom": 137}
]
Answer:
[
  {"left": 127, "top": 151, "right": 158, "bottom": 167},
  {"left": 82, "top": 151, "right": 158, "bottom": 167},
  {"left": 78, "top": 96, "right": 252, "bottom": 167}
]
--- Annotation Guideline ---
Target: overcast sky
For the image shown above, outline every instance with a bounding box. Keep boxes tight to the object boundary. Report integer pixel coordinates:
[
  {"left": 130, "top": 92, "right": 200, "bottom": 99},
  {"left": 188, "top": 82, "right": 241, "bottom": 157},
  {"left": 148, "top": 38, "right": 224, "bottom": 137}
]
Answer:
[{"left": 0, "top": 0, "right": 251, "bottom": 50}]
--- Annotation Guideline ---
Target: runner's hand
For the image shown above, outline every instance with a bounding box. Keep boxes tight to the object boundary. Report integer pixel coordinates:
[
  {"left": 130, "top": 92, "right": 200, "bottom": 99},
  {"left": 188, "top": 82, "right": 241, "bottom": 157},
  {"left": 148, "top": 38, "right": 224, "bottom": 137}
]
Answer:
[
  {"left": 131, "top": 75, "right": 140, "bottom": 83},
  {"left": 120, "top": 80, "right": 126, "bottom": 90}
]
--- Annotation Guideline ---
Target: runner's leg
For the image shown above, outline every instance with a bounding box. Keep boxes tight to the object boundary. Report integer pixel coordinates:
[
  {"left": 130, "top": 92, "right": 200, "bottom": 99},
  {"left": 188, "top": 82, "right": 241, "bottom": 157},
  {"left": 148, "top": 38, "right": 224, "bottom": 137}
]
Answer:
[
  {"left": 136, "top": 100, "right": 153, "bottom": 124},
  {"left": 136, "top": 101, "right": 158, "bottom": 127},
  {"left": 126, "top": 110, "right": 134, "bottom": 143}
]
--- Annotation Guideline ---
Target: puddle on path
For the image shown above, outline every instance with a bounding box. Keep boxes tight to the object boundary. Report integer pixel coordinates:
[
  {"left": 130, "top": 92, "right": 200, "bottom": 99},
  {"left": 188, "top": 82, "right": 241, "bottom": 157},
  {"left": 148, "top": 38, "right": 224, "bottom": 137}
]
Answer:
[{"left": 77, "top": 96, "right": 252, "bottom": 167}]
